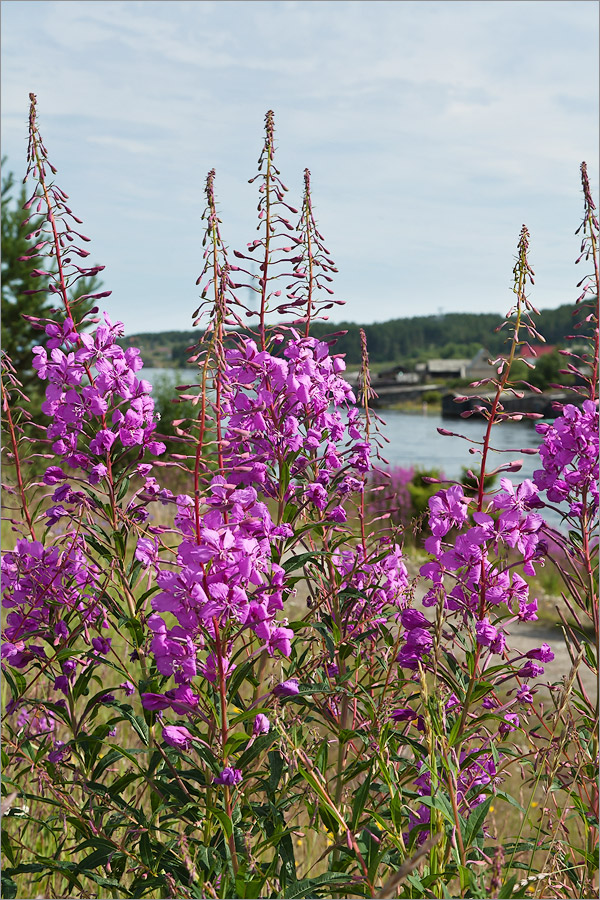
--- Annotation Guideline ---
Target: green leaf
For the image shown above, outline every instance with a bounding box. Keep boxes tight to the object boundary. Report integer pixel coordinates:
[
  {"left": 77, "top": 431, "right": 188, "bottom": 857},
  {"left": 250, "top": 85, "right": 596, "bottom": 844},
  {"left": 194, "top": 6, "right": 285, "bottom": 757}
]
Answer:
[
  {"left": 116, "top": 476, "right": 131, "bottom": 503},
  {"left": 74, "top": 845, "right": 115, "bottom": 874},
  {"left": 390, "top": 793, "right": 404, "bottom": 832},
  {"left": 495, "top": 790, "right": 526, "bottom": 814},
  {"left": 351, "top": 765, "right": 372, "bottom": 830},
  {"left": 2, "top": 667, "right": 26, "bottom": 700},
  {"left": 139, "top": 832, "right": 154, "bottom": 872},
  {"left": 282, "top": 551, "right": 328, "bottom": 574},
  {"left": 1, "top": 829, "right": 16, "bottom": 866},
  {"left": 210, "top": 807, "right": 233, "bottom": 839},
  {"left": 268, "top": 750, "right": 285, "bottom": 796},
  {"left": 418, "top": 793, "right": 461, "bottom": 829},
  {"left": 3, "top": 863, "right": 46, "bottom": 876},
  {"left": 497, "top": 875, "right": 518, "bottom": 898},
  {"left": 0, "top": 876, "right": 17, "bottom": 899},
  {"left": 458, "top": 864, "right": 474, "bottom": 893},
  {"left": 237, "top": 733, "right": 277, "bottom": 769},
  {"left": 471, "top": 681, "right": 494, "bottom": 702},
  {"left": 463, "top": 797, "right": 492, "bottom": 849},
  {"left": 114, "top": 702, "right": 149, "bottom": 745},
  {"left": 282, "top": 873, "right": 352, "bottom": 898}
]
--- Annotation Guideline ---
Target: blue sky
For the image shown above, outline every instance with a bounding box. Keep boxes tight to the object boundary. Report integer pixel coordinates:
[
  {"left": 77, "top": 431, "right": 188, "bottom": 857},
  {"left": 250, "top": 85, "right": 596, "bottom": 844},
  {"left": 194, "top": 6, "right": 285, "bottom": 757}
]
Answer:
[{"left": 2, "top": 0, "right": 598, "bottom": 335}]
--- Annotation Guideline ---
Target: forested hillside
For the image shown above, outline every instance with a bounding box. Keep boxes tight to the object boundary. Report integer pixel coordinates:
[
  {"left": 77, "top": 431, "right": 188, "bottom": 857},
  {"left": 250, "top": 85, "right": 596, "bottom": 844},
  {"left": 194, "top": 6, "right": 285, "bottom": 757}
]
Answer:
[{"left": 122, "top": 303, "right": 591, "bottom": 368}]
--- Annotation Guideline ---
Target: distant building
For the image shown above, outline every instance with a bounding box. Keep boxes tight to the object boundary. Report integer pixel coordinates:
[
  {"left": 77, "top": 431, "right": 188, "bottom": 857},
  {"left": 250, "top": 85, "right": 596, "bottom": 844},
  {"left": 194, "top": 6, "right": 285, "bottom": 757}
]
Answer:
[
  {"left": 395, "top": 371, "right": 420, "bottom": 384},
  {"left": 424, "top": 358, "right": 471, "bottom": 379},
  {"left": 376, "top": 365, "right": 420, "bottom": 384},
  {"left": 465, "top": 348, "right": 493, "bottom": 381}
]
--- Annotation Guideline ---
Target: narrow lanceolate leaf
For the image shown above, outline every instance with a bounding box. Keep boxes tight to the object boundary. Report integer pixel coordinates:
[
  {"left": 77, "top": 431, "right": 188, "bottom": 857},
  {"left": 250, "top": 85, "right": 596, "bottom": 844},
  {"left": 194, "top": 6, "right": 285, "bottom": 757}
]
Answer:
[
  {"left": 351, "top": 764, "right": 372, "bottom": 830},
  {"left": 462, "top": 796, "right": 492, "bottom": 849}
]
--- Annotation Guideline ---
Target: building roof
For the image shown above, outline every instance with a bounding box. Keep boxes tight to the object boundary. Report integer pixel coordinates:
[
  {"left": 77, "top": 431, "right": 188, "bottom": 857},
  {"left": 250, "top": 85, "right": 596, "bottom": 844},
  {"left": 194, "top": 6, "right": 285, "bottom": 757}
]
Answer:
[{"left": 517, "top": 344, "right": 556, "bottom": 358}]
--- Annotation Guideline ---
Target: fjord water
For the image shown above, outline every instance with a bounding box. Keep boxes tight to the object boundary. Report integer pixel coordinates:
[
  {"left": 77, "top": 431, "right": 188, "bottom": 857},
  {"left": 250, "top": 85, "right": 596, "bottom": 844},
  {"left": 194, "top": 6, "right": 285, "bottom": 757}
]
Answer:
[{"left": 377, "top": 408, "right": 543, "bottom": 484}]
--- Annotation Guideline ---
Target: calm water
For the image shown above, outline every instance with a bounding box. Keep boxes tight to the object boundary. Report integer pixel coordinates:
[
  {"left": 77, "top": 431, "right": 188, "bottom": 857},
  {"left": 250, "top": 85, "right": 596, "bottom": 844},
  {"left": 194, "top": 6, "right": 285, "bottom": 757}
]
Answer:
[
  {"left": 376, "top": 408, "right": 543, "bottom": 486},
  {"left": 142, "top": 368, "right": 196, "bottom": 387}
]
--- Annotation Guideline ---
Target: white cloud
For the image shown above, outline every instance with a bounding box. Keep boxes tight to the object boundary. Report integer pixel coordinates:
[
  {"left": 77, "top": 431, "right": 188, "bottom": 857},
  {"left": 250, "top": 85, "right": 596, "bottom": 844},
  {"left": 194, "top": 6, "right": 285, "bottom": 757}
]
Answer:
[{"left": 1, "top": 0, "right": 597, "bottom": 333}]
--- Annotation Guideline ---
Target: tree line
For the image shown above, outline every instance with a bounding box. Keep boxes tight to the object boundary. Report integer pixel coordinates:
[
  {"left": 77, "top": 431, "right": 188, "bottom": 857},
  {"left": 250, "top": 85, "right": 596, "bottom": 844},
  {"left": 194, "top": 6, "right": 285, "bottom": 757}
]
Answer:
[{"left": 125, "top": 303, "right": 591, "bottom": 370}]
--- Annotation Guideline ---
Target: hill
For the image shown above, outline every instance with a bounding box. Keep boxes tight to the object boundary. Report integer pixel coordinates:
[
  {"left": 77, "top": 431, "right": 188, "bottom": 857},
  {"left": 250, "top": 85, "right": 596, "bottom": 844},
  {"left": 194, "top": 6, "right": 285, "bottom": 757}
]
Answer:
[{"left": 121, "top": 303, "right": 591, "bottom": 369}]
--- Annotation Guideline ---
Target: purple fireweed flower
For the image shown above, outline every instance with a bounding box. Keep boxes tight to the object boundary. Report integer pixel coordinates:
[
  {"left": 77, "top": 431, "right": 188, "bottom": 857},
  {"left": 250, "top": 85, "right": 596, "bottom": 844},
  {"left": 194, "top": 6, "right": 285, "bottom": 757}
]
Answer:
[
  {"left": 516, "top": 684, "right": 535, "bottom": 703},
  {"left": 391, "top": 707, "right": 425, "bottom": 730},
  {"left": 53, "top": 675, "right": 69, "bottom": 695},
  {"left": 148, "top": 614, "right": 197, "bottom": 683},
  {"left": 89, "top": 463, "right": 107, "bottom": 485},
  {"left": 200, "top": 652, "right": 237, "bottom": 684},
  {"left": 141, "top": 693, "right": 171, "bottom": 711},
  {"left": 61, "top": 659, "right": 77, "bottom": 677},
  {"left": 305, "top": 482, "right": 328, "bottom": 510},
  {"left": 162, "top": 725, "right": 194, "bottom": 750},
  {"left": 499, "top": 712, "right": 520, "bottom": 735},
  {"left": 518, "top": 661, "right": 545, "bottom": 679},
  {"left": 525, "top": 643, "right": 554, "bottom": 662},
  {"left": 329, "top": 505, "right": 347, "bottom": 523},
  {"left": 273, "top": 678, "right": 299, "bottom": 697},
  {"left": 48, "top": 741, "right": 68, "bottom": 764},
  {"left": 214, "top": 767, "right": 243, "bottom": 787},
  {"left": 404, "top": 628, "right": 433, "bottom": 653},
  {"left": 490, "top": 631, "right": 506, "bottom": 655},
  {"left": 396, "top": 647, "right": 425, "bottom": 670},
  {"left": 264, "top": 625, "right": 293, "bottom": 658},
  {"left": 390, "top": 707, "right": 419, "bottom": 722},
  {"left": 43, "top": 466, "right": 67, "bottom": 485},
  {"left": 120, "top": 681, "right": 135, "bottom": 696},
  {"left": 534, "top": 401, "right": 599, "bottom": 510},
  {"left": 492, "top": 478, "right": 543, "bottom": 514},
  {"left": 400, "top": 608, "right": 430, "bottom": 630},
  {"left": 253, "top": 713, "right": 270, "bottom": 735},
  {"left": 475, "top": 618, "right": 498, "bottom": 647},
  {"left": 91, "top": 636, "right": 112, "bottom": 656},
  {"left": 428, "top": 484, "right": 469, "bottom": 537}
]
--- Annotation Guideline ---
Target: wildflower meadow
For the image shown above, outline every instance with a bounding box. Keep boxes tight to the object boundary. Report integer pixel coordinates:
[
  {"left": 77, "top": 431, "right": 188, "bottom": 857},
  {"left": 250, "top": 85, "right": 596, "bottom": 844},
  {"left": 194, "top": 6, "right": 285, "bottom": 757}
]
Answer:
[{"left": 1, "top": 96, "right": 598, "bottom": 899}]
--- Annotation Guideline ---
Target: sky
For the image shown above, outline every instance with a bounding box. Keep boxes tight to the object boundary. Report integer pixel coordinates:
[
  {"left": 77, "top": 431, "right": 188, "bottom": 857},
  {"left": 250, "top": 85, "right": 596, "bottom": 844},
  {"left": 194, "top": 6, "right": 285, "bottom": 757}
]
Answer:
[{"left": 1, "top": 0, "right": 598, "bottom": 335}]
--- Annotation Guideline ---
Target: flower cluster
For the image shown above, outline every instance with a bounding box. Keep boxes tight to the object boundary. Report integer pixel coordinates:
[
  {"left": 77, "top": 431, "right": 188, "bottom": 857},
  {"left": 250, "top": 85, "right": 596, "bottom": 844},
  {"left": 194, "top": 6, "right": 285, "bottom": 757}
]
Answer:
[
  {"left": 534, "top": 400, "right": 599, "bottom": 517},
  {"left": 1, "top": 537, "right": 102, "bottom": 665},
  {"left": 221, "top": 333, "right": 367, "bottom": 511},
  {"left": 332, "top": 541, "right": 410, "bottom": 631},
  {"left": 399, "top": 480, "right": 548, "bottom": 678},
  {"left": 33, "top": 313, "right": 164, "bottom": 493},
  {"left": 139, "top": 478, "right": 294, "bottom": 698},
  {"left": 408, "top": 749, "right": 500, "bottom": 842}
]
